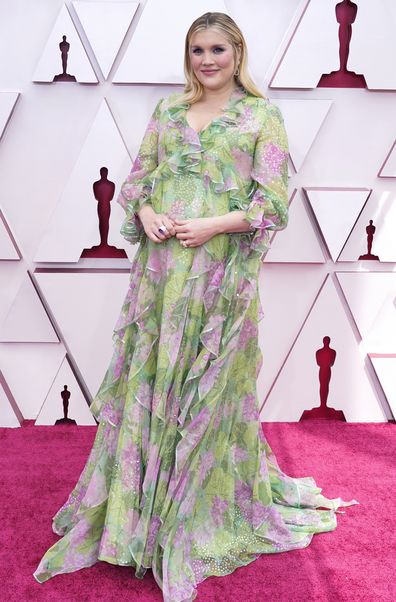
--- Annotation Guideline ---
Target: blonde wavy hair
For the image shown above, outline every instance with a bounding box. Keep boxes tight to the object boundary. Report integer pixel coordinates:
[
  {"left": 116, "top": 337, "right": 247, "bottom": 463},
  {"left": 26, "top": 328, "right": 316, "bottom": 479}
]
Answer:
[{"left": 170, "top": 12, "right": 266, "bottom": 106}]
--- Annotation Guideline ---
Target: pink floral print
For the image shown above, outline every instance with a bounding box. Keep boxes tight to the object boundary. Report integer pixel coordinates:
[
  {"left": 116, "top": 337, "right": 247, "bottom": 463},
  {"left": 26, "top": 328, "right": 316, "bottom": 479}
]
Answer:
[{"left": 33, "top": 87, "right": 359, "bottom": 602}]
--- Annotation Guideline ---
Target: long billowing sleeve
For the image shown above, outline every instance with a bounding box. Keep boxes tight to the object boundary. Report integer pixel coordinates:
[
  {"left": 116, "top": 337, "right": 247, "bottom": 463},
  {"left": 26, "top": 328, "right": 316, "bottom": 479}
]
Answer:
[
  {"left": 117, "top": 97, "right": 163, "bottom": 244},
  {"left": 244, "top": 102, "right": 289, "bottom": 255}
]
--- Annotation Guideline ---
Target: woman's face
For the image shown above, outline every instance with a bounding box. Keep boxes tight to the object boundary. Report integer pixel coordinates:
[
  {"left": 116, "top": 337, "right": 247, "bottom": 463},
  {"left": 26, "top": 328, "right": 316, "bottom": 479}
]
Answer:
[{"left": 189, "top": 28, "right": 238, "bottom": 92}]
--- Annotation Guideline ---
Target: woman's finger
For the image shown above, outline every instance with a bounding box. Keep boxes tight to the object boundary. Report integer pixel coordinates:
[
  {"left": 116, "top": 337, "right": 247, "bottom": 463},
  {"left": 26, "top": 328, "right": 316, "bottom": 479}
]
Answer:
[
  {"left": 162, "top": 216, "right": 176, "bottom": 237},
  {"left": 147, "top": 231, "right": 163, "bottom": 243},
  {"left": 173, "top": 224, "right": 189, "bottom": 233},
  {"left": 152, "top": 222, "right": 168, "bottom": 239}
]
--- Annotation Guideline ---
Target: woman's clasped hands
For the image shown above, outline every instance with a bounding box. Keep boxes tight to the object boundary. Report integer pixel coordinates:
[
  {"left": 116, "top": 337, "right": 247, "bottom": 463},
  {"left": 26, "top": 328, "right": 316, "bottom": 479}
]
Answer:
[{"left": 138, "top": 205, "right": 220, "bottom": 248}]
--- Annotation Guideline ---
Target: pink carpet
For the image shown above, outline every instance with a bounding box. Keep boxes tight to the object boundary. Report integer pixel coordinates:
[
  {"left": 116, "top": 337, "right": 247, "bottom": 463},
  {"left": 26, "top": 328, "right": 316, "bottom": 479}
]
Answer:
[{"left": 1, "top": 420, "right": 395, "bottom": 601}]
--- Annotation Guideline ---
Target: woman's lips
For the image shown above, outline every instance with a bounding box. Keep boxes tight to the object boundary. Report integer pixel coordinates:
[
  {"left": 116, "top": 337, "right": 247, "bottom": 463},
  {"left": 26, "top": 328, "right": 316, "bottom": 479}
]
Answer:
[{"left": 201, "top": 70, "right": 219, "bottom": 75}]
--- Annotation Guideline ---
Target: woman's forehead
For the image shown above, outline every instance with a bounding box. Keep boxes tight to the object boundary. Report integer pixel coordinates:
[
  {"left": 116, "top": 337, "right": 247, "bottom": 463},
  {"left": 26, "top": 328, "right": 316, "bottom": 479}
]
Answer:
[{"left": 190, "top": 28, "right": 231, "bottom": 47}]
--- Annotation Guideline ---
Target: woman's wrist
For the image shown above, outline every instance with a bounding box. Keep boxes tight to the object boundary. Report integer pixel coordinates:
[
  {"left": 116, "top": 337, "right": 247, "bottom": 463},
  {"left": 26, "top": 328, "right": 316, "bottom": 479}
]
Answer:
[
  {"left": 211, "top": 215, "right": 225, "bottom": 234},
  {"left": 212, "top": 212, "right": 252, "bottom": 235},
  {"left": 137, "top": 203, "right": 155, "bottom": 223}
]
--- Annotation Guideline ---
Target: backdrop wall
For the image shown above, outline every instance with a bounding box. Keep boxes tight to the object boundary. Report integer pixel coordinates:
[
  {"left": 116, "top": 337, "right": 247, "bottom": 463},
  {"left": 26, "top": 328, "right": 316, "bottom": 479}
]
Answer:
[{"left": 0, "top": 0, "right": 395, "bottom": 426}]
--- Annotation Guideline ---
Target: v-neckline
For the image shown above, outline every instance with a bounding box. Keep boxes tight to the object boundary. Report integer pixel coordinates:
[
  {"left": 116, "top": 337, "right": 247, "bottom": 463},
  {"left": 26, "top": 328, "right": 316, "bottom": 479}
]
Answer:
[
  {"left": 184, "top": 87, "right": 243, "bottom": 135},
  {"left": 185, "top": 109, "right": 224, "bottom": 135}
]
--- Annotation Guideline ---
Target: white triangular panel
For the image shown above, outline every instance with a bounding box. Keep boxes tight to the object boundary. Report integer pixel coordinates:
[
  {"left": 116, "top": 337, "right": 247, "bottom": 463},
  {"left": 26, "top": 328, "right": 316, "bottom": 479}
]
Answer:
[
  {"left": 0, "top": 277, "right": 59, "bottom": 342},
  {"left": 35, "top": 271, "right": 130, "bottom": 397},
  {"left": 369, "top": 355, "right": 396, "bottom": 418},
  {"left": 378, "top": 141, "right": 396, "bottom": 178},
  {"left": 276, "top": 99, "right": 333, "bottom": 171},
  {"left": 0, "top": 208, "right": 21, "bottom": 260},
  {"left": 257, "top": 265, "right": 326, "bottom": 410},
  {"left": 0, "top": 92, "right": 19, "bottom": 142},
  {"left": 33, "top": 4, "right": 98, "bottom": 83},
  {"left": 113, "top": 0, "right": 227, "bottom": 83},
  {"left": 337, "top": 273, "right": 396, "bottom": 355},
  {"left": 305, "top": 188, "right": 370, "bottom": 261},
  {"left": 270, "top": 0, "right": 339, "bottom": 89},
  {"left": 0, "top": 371, "right": 22, "bottom": 427},
  {"left": 0, "top": 343, "right": 66, "bottom": 419},
  {"left": 262, "top": 276, "right": 387, "bottom": 422},
  {"left": 34, "top": 99, "right": 132, "bottom": 262},
  {"left": 36, "top": 355, "right": 96, "bottom": 425},
  {"left": 0, "top": 393, "right": 20, "bottom": 427},
  {"left": 265, "top": 189, "right": 326, "bottom": 263},
  {"left": 73, "top": 1, "right": 139, "bottom": 79},
  {"left": 338, "top": 191, "right": 396, "bottom": 262},
  {"left": 348, "top": 0, "right": 396, "bottom": 90}
]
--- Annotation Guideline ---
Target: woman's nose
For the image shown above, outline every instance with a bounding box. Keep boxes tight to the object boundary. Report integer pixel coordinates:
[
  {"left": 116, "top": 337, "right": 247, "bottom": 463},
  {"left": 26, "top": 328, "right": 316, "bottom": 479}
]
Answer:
[{"left": 202, "top": 53, "right": 215, "bottom": 64}]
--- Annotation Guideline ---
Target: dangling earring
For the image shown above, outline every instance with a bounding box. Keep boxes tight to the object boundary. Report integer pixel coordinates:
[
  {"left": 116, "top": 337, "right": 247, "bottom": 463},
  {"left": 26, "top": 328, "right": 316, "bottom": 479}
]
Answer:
[{"left": 234, "top": 65, "right": 240, "bottom": 77}]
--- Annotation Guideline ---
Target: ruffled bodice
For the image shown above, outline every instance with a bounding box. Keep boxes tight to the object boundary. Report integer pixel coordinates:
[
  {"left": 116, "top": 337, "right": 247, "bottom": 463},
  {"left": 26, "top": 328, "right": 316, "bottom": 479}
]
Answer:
[{"left": 117, "top": 85, "right": 289, "bottom": 259}]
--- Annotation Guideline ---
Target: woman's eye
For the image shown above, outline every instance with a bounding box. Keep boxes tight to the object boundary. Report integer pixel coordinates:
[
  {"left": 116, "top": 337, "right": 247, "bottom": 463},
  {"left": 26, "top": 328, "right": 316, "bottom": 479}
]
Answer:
[{"left": 191, "top": 47, "right": 224, "bottom": 54}]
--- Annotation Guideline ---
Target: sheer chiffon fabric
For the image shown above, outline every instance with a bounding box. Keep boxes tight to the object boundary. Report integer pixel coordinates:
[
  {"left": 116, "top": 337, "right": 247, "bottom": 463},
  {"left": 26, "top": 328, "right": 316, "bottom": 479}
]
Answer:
[{"left": 33, "top": 87, "right": 358, "bottom": 602}]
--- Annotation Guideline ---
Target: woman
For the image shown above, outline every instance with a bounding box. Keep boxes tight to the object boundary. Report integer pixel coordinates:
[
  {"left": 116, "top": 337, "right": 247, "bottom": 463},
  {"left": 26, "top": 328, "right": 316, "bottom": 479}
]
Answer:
[{"left": 33, "top": 12, "right": 358, "bottom": 602}]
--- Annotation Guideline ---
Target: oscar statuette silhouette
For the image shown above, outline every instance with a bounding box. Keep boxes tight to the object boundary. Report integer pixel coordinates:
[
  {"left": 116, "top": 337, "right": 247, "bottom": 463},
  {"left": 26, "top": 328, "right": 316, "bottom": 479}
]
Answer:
[
  {"left": 358, "top": 220, "right": 380, "bottom": 260},
  {"left": 300, "top": 336, "right": 346, "bottom": 420},
  {"left": 318, "top": 0, "right": 366, "bottom": 88},
  {"left": 81, "top": 167, "right": 127, "bottom": 258},
  {"left": 55, "top": 385, "right": 76, "bottom": 425},
  {"left": 53, "top": 35, "right": 76, "bottom": 82}
]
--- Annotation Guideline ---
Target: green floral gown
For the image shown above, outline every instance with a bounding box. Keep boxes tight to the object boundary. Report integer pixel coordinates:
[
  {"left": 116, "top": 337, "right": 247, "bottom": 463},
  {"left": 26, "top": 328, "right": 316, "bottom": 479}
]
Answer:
[{"left": 33, "top": 86, "right": 359, "bottom": 601}]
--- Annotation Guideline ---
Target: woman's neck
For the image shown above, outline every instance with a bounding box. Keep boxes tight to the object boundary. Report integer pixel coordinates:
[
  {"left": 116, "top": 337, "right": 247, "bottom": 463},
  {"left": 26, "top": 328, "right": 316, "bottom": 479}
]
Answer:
[{"left": 201, "top": 82, "right": 238, "bottom": 105}]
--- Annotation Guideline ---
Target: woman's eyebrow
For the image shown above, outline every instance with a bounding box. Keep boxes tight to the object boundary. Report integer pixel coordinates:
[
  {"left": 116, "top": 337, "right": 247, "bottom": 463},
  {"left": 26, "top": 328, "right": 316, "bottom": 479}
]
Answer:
[{"left": 190, "top": 44, "right": 227, "bottom": 49}]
